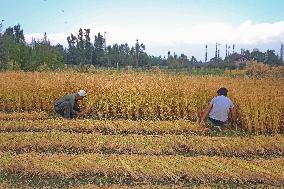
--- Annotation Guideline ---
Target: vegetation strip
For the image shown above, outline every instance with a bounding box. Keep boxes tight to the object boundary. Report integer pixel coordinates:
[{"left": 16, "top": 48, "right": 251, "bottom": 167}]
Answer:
[
  {"left": 2, "top": 174, "right": 278, "bottom": 189},
  {"left": 1, "top": 180, "right": 278, "bottom": 189},
  {"left": 0, "top": 132, "right": 283, "bottom": 157},
  {"left": 0, "top": 182, "right": 210, "bottom": 189},
  {"left": 0, "top": 153, "right": 283, "bottom": 186},
  {"left": 0, "top": 119, "right": 207, "bottom": 135},
  {"left": 0, "top": 112, "right": 50, "bottom": 121}
]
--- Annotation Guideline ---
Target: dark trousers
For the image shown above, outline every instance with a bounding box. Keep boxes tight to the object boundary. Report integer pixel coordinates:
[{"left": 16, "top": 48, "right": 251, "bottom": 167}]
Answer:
[
  {"left": 54, "top": 102, "right": 73, "bottom": 118},
  {"left": 208, "top": 117, "right": 226, "bottom": 127}
]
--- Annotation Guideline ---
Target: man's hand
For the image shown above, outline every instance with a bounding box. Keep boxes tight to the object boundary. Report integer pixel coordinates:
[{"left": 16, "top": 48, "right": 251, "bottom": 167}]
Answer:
[
  {"left": 200, "top": 104, "right": 213, "bottom": 128},
  {"left": 76, "top": 110, "right": 86, "bottom": 118},
  {"left": 73, "top": 111, "right": 81, "bottom": 118},
  {"left": 230, "top": 107, "right": 237, "bottom": 124},
  {"left": 200, "top": 120, "right": 206, "bottom": 127}
]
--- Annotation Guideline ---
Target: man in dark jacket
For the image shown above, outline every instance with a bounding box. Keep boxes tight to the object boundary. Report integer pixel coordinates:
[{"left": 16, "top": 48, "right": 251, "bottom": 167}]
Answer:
[{"left": 54, "top": 90, "right": 86, "bottom": 119}]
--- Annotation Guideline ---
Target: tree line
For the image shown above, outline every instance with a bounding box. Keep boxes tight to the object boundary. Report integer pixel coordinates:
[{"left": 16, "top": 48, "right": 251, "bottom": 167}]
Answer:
[
  {"left": 0, "top": 24, "right": 64, "bottom": 71},
  {"left": 0, "top": 24, "right": 283, "bottom": 71}
]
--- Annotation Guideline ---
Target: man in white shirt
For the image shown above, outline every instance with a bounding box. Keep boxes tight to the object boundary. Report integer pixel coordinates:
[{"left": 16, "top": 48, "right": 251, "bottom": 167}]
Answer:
[{"left": 200, "top": 88, "right": 236, "bottom": 131}]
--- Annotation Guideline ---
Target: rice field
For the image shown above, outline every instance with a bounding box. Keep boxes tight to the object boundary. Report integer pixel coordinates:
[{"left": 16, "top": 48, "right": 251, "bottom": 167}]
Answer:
[{"left": 0, "top": 72, "right": 283, "bottom": 188}]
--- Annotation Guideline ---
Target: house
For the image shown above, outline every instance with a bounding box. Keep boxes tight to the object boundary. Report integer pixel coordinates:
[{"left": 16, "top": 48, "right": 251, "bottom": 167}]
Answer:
[{"left": 233, "top": 54, "right": 251, "bottom": 67}]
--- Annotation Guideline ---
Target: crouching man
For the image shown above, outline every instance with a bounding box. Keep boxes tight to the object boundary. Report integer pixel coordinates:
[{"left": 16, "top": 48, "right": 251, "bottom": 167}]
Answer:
[
  {"left": 200, "top": 87, "right": 236, "bottom": 131},
  {"left": 54, "top": 89, "right": 86, "bottom": 119}
]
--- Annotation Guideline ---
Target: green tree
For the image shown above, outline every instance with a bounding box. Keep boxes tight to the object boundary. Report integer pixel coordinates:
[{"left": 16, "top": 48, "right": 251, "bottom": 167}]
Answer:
[
  {"left": 265, "top": 50, "right": 282, "bottom": 65},
  {"left": 77, "top": 28, "right": 84, "bottom": 66},
  {"left": 66, "top": 33, "right": 79, "bottom": 65},
  {"left": 66, "top": 28, "right": 93, "bottom": 67},
  {"left": 84, "top": 29, "right": 92, "bottom": 65},
  {"left": 13, "top": 24, "right": 25, "bottom": 43},
  {"left": 29, "top": 33, "right": 64, "bottom": 71},
  {"left": 93, "top": 32, "right": 106, "bottom": 66},
  {"left": 0, "top": 25, "right": 30, "bottom": 70}
]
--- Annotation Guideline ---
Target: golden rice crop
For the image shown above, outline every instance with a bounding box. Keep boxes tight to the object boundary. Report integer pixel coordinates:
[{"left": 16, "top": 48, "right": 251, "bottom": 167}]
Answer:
[
  {"left": 0, "top": 181, "right": 275, "bottom": 189},
  {"left": 0, "top": 182, "right": 212, "bottom": 189},
  {"left": 1, "top": 153, "right": 283, "bottom": 186},
  {"left": 69, "top": 184, "right": 199, "bottom": 189},
  {"left": 69, "top": 184, "right": 213, "bottom": 189},
  {"left": 0, "top": 119, "right": 206, "bottom": 135},
  {"left": 0, "top": 111, "right": 49, "bottom": 121},
  {"left": 0, "top": 71, "right": 283, "bottom": 133},
  {"left": 69, "top": 183, "right": 276, "bottom": 189},
  {"left": 0, "top": 132, "right": 283, "bottom": 157}
]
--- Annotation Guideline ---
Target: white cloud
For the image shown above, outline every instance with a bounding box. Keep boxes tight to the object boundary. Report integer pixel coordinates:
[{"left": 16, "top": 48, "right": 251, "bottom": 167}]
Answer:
[
  {"left": 173, "top": 20, "right": 284, "bottom": 45},
  {"left": 25, "top": 20, "right": 284, "bottom": 47}
]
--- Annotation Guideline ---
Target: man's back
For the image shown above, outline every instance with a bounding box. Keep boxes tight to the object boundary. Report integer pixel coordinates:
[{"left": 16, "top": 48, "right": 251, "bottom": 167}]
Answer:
[
  {"left": 53, "top": 90, "right": 86, "bottom": 119},
  {"left": 54, "top": 93, "right": 77, "bottom": 118},
  {"left": 54, "top": 93, "right": 76, "bottom": 107},
  {"left": 209, "top": 95, "right": 234, "bottom": 122}
]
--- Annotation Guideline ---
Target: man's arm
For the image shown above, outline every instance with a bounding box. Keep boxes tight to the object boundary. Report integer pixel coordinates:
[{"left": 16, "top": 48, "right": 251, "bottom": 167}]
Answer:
[
  {"left": 73, "top": 101, "right": 80, "bottom": 112},
  {"left": 200, "top": 104, "right": 213, "bottom": 127},
  {"left": 230, "top": 107, "right": 237, "bottom": 123}
]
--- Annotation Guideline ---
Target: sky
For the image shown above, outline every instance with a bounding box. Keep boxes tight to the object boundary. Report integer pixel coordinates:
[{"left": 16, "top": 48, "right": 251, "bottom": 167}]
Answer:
[{"left": 1, "top": 0, "right": 284, "bottom": 60}]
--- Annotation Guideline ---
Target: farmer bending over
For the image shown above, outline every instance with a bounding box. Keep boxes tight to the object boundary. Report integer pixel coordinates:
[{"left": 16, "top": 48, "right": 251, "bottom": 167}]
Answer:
[
  {"left": 54, "top": 89, "right": 86, "bottom": 119},
  {"left": 200, "top": 87, "right": 236, "bottom": 131}
]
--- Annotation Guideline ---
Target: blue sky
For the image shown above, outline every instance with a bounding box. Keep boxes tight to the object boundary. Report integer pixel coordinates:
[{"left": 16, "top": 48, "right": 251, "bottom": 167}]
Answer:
[{"left": 1, "top": 0, "right": 284, "bottom": 60}]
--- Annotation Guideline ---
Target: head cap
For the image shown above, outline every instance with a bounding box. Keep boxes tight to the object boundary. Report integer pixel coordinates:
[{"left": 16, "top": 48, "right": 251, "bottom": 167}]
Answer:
[{"left": 78, "top": 89, "right": 86, "bottom": 97}]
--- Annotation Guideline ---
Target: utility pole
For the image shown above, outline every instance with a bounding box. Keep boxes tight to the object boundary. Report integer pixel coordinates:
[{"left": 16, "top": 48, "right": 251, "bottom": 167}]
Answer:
[
  {"left": 0, "top": 20, "right": 4, "bottom": 36},
  {"left": 241, "top": 48, "right": 245, "bottom": 55},
  {"left": 205, "top": 44, "right": 208, "bottom": 62},
  {"left": 215, "top": 43, "right": 220, "bottom": 59},
  {"left": 228, "top": 45, "right": 230, "bottom": 56},
  {"left": 280, "top": 43, "right": 284, "bottom": 63},
  {"left": 215, "top": 43, "right": 217, "bottom": 58},
  {"left": 225, "top": 44, "right": 228, "bottom": 57},
  {"left": 103, "top": 31, "right": 107, "bottom": 49}
]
